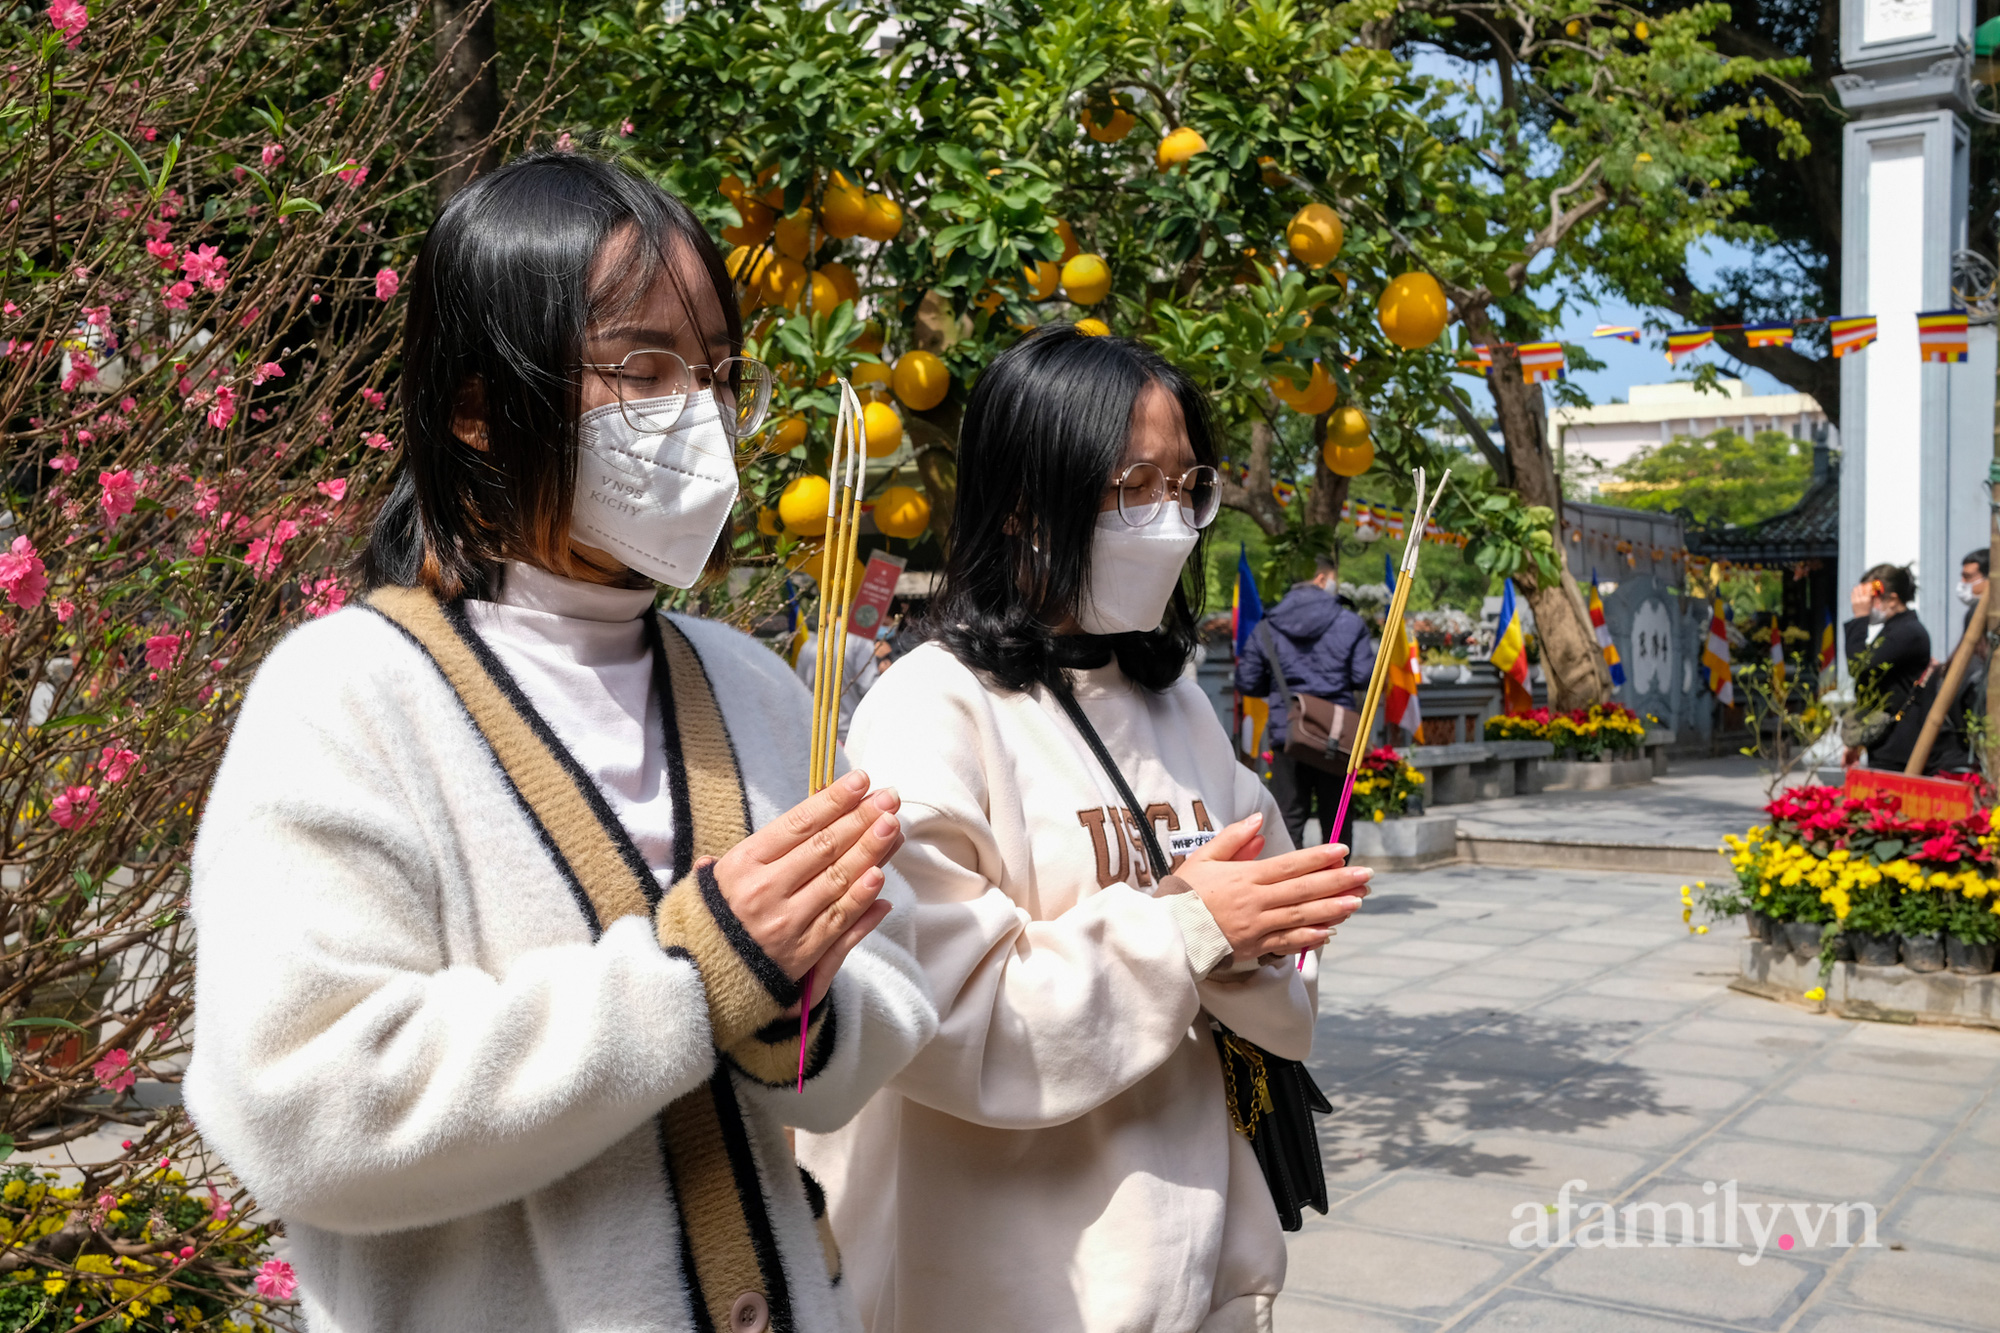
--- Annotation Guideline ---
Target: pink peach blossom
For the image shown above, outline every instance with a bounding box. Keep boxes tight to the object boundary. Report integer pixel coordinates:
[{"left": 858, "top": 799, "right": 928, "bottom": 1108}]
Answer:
[
  {"left": 621, "top": 120, "right": 635, "bottom": 136},
  {"left": 316, "top": 478, "right": 348, "bottom": 503},
  {"left": 337, "top": 162, "right": 368, "bottom": 188},
  {"left": 303, "top": 577, "right": 348, "bottom": 618},
  {"left": 254, "top": 1259, "right": 297, "bottom": 1301},
  {"left": 205, "top": 385, "right": 237, "bottom": 430},
  {"left": 251, "top": 361, "right": 284, "bottom": 386},
  {"left": 161, "top": 280, "right": 192, "bottom": 311},
  {"left": 54, "top": 599, "right": 74, "bottom": 622},
  {"left": 362, "top": 432, "right": 393, "bottom": 451},
  {"left": 0, "top": 536, "right": 47, "bottom": 608},
  {"left": 180, "top": 243, "right": 228, "bottom": 292},
  {"left": 50, "top": 785, "right": 98, "bottom": 831},
  {"left": 48, "top": 0, "right": 87, "bottom": 48},
  {"left": 92, "top": 1048, "right": 135, "bottom": 1093},
  {"left": 144, "top": 633, "right": 181, "bottom": 671},
  {"left": 374, "top": 266, "right": 399, "bottom": 300},
  {"left": 367, "top": 67, "right": 386, "bottom": 92},
  {"left": 260, "top": 142, "right": 285, "bottom": 168},
  {"left": 359, "top": 387, "right": 386, "bottom": 411},
  {"left": 98, "top": 469, "right": 136, "bottom": 523},
  {"left": 190, "top": 481, "right": 220, "bottom": 516},
  {"left": 98, "top": 744, "right": 138, "bottom": 783}
]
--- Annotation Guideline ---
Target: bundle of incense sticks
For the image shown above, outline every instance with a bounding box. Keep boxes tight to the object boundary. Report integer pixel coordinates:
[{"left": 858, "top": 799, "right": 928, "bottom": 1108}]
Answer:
[
  {"left": 1301, "top": 466, "right": 1451, "bottom": 968},
  {"left": 799, "top": 377, "right": 867, "bottom": 1088},
  {"left": 1328, "top": 465, "right": 1450, "bottom": 845}
]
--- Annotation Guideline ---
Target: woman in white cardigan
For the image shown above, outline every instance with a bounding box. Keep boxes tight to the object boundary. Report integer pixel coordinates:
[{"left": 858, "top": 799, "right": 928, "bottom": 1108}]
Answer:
[
  {"left": 797, "top": 330, "right": 1372, "bottom": 1332},
  {"left": 184, "top": 152, "right": 936, "bottom": 1332}
]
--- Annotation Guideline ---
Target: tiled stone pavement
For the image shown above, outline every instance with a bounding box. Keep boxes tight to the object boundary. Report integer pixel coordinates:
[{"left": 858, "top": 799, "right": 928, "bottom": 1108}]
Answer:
[{"left": 1277, "top": 862, "right": 2000, "bottom": 1333}]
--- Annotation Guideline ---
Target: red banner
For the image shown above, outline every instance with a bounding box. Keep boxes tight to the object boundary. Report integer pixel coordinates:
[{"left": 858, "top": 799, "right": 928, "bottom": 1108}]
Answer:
[
  {"left": 846, "top": 550, "right": 906, "bottom": 639},
  {"left": 1842, "top": 768, "right": 1979, "bottom": 823}
]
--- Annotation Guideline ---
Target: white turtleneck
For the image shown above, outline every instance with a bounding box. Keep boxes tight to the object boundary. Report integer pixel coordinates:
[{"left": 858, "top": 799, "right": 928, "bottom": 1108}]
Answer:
[{"left": 463, "top": 562, "right": 675, "bottom": 879}]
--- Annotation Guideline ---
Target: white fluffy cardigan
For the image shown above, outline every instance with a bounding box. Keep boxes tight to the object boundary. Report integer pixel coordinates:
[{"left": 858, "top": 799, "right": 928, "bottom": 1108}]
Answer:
[{"left": 184, "top": 602, "right": 936, "bottom": 1332}]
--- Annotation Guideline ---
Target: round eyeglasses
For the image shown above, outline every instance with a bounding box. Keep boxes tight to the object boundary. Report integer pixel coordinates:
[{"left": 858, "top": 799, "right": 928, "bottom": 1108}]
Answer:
[
  {"left": 578, "top": 349, "right": 773, "bottom": 442},
  {"left": 1109, "top": 462, "right": 1221, "bottom": 529}
]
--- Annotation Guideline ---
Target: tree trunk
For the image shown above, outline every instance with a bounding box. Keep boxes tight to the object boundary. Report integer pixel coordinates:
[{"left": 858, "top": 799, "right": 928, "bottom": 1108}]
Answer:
[
  {"left": 1484, "top": 343, "right": 1606, "bottom": 710},
  {"left": 1218, "top": 414, "right": 1286, "bottom": 536},
  {"left": 1305, "top": 410, "right": 1347, "bottom": 531},
  {"left": 433, "top": 0, "right": 501, "bottom": 207}
]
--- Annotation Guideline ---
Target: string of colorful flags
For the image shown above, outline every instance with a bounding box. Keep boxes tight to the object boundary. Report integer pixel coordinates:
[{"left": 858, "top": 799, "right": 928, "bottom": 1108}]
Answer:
[
  {"left": 1457, "top": 310, "right": 1974, "bottom": 383},
  {"left": 1338, "top": 498, "right": 1470, "bottom": 549}
]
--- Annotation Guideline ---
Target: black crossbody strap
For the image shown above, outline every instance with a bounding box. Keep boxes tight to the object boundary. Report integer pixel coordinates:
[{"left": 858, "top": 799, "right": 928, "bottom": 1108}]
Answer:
[
  {"left": 1049, "top": 682, "right": 1171, "bottom": 881},
  {"left": 1254, "top": 620, "right": 1298, "bottom": 718}
]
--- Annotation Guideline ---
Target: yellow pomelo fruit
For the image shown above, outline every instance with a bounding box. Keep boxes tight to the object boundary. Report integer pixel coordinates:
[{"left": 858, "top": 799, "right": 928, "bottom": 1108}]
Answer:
[
  {"left": 778, "top": 475, "right": 831, "bottom": 536},
  {"left": 1633, "top": 20, "right": 1649, "bottom": 40},
  {"left": 1564, "top": 19, "right": 1581, "bottom": 36},
  {"left": 873, "top": 484, "right": 931, "bottom": 540},
  {"left": 768, "top": 416, "right": 808, "bottom": 454},
  {"left": 863, "top": 399, "right": 905, "bottom": 457},
  {"left": 891, "top": 350, "right": 950, "bottom": 411},
  {"left": 1061, "top": 253, "right": 1112, "bottom": 305},
  {"left": 800, "top": 270, "right": 841, "bottom": 313},
  {"left": 850, "top": 361, "right": 893, "bottom": 395},
  {"left": 1056, "top": 219, "right": 1081, "bottom": 263},
  {"left": 1156, "top": 127, "right": 1207, "bottom": 170},
  {"left": 1023, "top": 261, "right": 1060, "bottom": 301},
  {"left": 774, "top": 209, "right": 818, "bottom": 261},
  {"left": 1272, "top": 364, "right": 1339, "bottom": 416},
  {"left": 820, "top": 173, "right": 867, "bottom": 239},
  {"left": 821, "top": 261, "right": 860, "bottom": 305},
  {"left": 860, "top": 193, "right": 904, "bottom": 242},
  {"left": 721, "top": 198, "right": 774, "bottom": 247},
  {"left": 719, "top": 174, "right": 748, "bottom": 203},
  {"left": 756, "top": 506, "right": 781, "bottom": 536},
  {"left": 1259, "top": 156, "right": 1286, "bottom": 188},
  {"left": 726, "top": 245, "right": 774, "bottom": 289},
  {"left": 1324, "top": 436, "right": 1374, "bottom": 478},
  {"left": 974, "top": 288, "right": 1004, "bottom": 314},
  {"left": 1377, "top": 271, "right": 1450, "bottom": 349},
  {"left": 1327, "top": 405, "right": 1371, "bottom": 448},
  {"left": 1286, "top": 203, "right": 1345, "bottom": 268},
  {"left": 1082, "top": 102, "right": 1136, "bottom": 143},
  {"left": 764, "top": 256, "right": 807, "bottom": 308},
  {"left": 1074, "top": 318, "right": 1110, "bottom": 336},
  {"left": 852, "top": 322, "right": 884, "bottom": 355}
]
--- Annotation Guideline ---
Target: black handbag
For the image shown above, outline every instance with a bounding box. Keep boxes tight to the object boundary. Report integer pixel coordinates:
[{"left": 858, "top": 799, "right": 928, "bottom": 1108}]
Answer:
[{"left": 1049, "top": 682, "right": 1332, "bottom": 1231}]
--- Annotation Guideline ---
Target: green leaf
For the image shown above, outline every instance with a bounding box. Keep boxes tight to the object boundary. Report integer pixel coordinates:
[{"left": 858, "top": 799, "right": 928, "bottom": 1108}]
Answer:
[
  {"left": 37, "top": 712, "right": 108, "bottom": 730},
  {"left": 277, "top": 196, "right": 324, "bottom": 218},
  {"left": 93, "top": 129, "right": 153, "bottom": 192}
]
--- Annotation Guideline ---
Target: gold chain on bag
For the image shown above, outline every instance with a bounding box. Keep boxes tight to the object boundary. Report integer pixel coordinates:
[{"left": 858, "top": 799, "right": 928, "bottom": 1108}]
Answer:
[{"left": 1217, "top": 1031, "right": 1275, "bottom": 1138}]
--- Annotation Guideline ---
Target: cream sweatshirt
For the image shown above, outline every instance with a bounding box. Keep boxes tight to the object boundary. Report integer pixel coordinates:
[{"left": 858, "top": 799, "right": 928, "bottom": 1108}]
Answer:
[
  {"left": 184, "top": 592, "right": 937, "bottom": 1332},
  {"left": 797, "top": 642, "right": 1319, "bottom": 1333}
]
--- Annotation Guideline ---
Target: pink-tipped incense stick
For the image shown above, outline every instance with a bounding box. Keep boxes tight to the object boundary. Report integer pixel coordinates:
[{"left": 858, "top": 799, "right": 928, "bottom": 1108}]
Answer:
[{"left": 1298, "top": 466, "right": 1451, "bottom": 970}]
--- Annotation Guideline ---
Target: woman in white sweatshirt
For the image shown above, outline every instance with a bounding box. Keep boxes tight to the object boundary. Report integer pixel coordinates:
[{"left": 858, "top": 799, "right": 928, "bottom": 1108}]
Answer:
[
  {"left": 797, "top": 330, "right": 1372, "bottom": 1332},
  {"left": 184, "top": 153, "right": 936, "bottom": 1332}
]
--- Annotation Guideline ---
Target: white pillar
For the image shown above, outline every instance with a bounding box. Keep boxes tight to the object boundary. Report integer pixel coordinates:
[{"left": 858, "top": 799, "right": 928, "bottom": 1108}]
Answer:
[{"left": 1834, "top": 0, "right": 1985, "bottom": 659}]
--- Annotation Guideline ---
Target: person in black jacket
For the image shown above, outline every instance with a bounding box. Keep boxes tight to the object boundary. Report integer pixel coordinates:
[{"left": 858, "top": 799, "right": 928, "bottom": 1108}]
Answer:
[
  {"left": 1843, "top": 562, "right": 1932, "bottom": 768},
  {"left": 1871, "top": 550, "right": 1989, "bottom": 775},
  {"left": 1233, "top": 554, "right": 1375, "bottom": 847}
]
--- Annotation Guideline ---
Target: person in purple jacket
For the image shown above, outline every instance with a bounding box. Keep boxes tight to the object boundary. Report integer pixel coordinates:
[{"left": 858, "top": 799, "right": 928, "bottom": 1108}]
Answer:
[{"left": 1233, "top": 553, "right": 1375, "bottom": 848}]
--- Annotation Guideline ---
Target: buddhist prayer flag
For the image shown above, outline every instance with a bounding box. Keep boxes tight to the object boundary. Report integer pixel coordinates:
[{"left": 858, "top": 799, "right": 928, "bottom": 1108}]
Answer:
[
  {"left": 1819, "top": 608, "right": 1836, "bottom": 673},
  {"left": 1588, "top": 570, "right": 1625, "bottom": 688},
  {"left": 1517, "top": 342, "right": 1567, "bottom": 383},
  {"left": 1489, "top": 578, "right": 1533, "bottom": 713},
  {"left": 1744, "top": 323, "right": 1795, "bottom": 348},
  {"left": 1458, "top": 344, "right": 1494, "bottom": 373},
  {"left": 1830, "top": 316, "right": 1878, "bottom": 358},
  {"left": 1231, "top": 547, "right": 1269, "bottom": 760},
  {"left": 1917, "top": 309, "right": 1970, "bottom": 363},
  {"left": 1665, "top": 328, "right": 1714, "bottom": 364},
  {"left": 1769, "top": 623, "right": 1786, "bottom": 697},
  {"left": 1592, "top": 324, "right": 1642, "bottom": 343},
  {"left": 1384, "top": 563, "right": 1422, "bottom": 734},
  {"left": 1703, "top": 602, "right": 1734, "bottom": 706}
]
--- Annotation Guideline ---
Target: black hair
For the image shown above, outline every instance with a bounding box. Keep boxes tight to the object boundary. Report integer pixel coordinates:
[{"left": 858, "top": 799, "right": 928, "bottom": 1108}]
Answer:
[
  {"left": 930, "top": 327, "right": 1216, "bottom": 693},
  {"left": 1314, "top": 553, "right": 1339, "bottom": 576},
  {"left": 1863, "top": 562, "right": 1917, "bottom": 606},
  {"left": 363, "top": 150, "right": 740, "bottom": 597},
  {"left": 1964, "top": 548, "right": 1990, "bottom": 577}
]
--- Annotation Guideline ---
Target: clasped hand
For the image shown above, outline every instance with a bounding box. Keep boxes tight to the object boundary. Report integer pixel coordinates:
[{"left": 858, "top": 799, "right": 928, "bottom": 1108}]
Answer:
[
  {"left": 700, "top": 769, "right": 900, "bottom": 1008},
  {"left": 1174, "top": 811, "right": 1370, "bottom": 961}
]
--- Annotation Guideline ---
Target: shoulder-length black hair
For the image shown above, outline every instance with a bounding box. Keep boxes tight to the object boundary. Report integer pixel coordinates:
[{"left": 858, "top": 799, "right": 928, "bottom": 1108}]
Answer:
[
  {"left": 932, "top": 327, "right": 1217, "bottom": 693},
  {"left": 363, "top": 150, "right": 741, "bottom": 598}
]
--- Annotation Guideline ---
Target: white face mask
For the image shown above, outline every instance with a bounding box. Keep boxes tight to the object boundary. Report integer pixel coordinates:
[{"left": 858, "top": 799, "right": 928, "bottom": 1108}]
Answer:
[
  {"left": 570, "top": 391, "right": 739, "bottom": 589},
  {"left": 1075, "top": 505, "right": 1199, "bottom": 634},
  {"left": 1957, "top": 580, "right": 1981, "bottom": 607}
]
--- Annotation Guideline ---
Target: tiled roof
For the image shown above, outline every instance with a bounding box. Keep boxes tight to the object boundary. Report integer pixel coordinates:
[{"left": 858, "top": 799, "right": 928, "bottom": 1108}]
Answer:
[{"left": 1683, "top": 452, "right": 1838, "bottom": 565}]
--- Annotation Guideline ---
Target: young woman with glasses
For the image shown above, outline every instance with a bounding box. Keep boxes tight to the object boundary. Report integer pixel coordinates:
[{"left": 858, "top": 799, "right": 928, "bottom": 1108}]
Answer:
[
  {"left": 183, "top": 152, "right": 935, "bottom": 1331},
  {"left": 797, "top": 328, "right": 1372, "bottom": 1332}
]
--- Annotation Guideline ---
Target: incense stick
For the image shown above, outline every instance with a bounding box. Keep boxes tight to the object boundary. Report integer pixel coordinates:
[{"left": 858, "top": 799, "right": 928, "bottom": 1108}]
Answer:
[
  {"left": 800, "top": 378, "right": 867, "bottom": 1088},
  {"left": 1301, "top": 466, "right": 1451, "bottom": 970}
]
